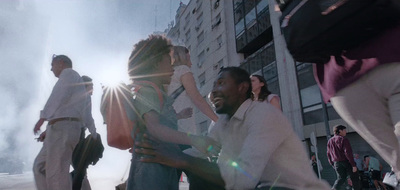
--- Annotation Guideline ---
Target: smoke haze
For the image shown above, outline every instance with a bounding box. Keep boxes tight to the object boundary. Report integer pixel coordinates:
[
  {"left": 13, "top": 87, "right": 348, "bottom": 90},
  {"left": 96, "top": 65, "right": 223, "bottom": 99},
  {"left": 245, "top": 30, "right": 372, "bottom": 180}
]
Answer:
[{"left": 0, "top": 0, "right": 188, "bottom": 188}]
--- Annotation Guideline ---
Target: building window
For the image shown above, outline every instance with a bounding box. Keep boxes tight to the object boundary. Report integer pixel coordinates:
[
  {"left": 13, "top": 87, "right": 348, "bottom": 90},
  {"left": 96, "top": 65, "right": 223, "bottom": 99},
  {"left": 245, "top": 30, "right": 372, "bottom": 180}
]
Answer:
[
  {"left": 197, "top": 12, "right": 204, "bottom": 23},
  {"left": 244, "top": 0, "right": 257, "bottom": 15},
  {"left": 233, "top": 0, "right": 243, "bottom": 10},
  {"left": 234, "top": 2, "right": 244, "bottom": 24},
  {"left": 184, "top": 13, "right": 190, "bottom": 30},
  {"left": 197, "top": 31, "right": 204, "bottom": 44},
  {"left": 197, "top": 50, "right": 205, "bottom": 68},
  {"left": 217, "top": 35, "right": 222, "bottom": 48},
  {"left": 240, "top": 42, "right": 279, "bottom": 96},
  {"left": 185, "top": 29, "right": 191, "bottom": 42},
  {"left": 235, "top": 19, "right": 245, "bottom": 37},
  {"left": 214, "top": 0, "right": 220, "bottom": 9},
  {"left": 199, "top": 72, "right": 206, "bottom": 87},
  {"left": 195, "top": 12, "right": 203, "bottom": 32},
  {"left": 212, "top": 13, "right": 222, "bottom": 29},
  {"left": 296, "top": 62, "right": 340, "bottom": 125},
  {"left": 245, "top": 8, "right": 256, "bottom": 28},
  {"left": 214, "top": 58, "right": 224, "bottom": 70},
  {"left": 256, "top": 0, "right": 268, "bottom": 14}
]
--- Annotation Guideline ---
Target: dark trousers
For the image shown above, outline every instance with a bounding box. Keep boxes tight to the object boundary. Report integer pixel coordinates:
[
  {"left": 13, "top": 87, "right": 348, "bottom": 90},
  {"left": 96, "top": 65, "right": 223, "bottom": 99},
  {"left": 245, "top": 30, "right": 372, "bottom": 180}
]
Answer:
[
  {"left": 185, "top": 171, "right": 224, "bottom": 190},
  {"left": 333, "top": 161, "right": 361, "bottom": 190}
]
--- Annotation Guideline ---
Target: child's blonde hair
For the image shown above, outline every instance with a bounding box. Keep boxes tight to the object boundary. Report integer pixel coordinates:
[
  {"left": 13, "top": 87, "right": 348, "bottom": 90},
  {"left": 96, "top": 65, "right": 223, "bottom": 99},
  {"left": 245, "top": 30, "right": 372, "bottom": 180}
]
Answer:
[{"left": 172, "top": 46, "right": 190, "bottom": 66}]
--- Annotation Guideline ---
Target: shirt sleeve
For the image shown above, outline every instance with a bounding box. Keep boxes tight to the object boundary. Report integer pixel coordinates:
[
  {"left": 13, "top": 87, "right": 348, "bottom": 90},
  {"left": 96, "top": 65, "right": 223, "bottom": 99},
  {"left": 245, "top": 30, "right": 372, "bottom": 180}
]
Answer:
[
  {"left": 327, "top": 140, "right": 333, "bottom": 166},
  {"left": 133, "top": 86, "right": 162, "bottom": 118},
  {"left": 222, "top": 105, "right": 291, "bottom": 189},
  {"left": 40, "top": 70, "right": 74, "bottom": 119},
  {"left": 267, "top": 94, "right": 280, "bottom": 103},
  {"left": 82, "top": 96, "right": 96, "bottom": 135},
  {"left": 175, "top": 65, "right": 191, "bottom": 80},
  {"left": 343, "top": 138, "right": 356, "bottom": 167}
]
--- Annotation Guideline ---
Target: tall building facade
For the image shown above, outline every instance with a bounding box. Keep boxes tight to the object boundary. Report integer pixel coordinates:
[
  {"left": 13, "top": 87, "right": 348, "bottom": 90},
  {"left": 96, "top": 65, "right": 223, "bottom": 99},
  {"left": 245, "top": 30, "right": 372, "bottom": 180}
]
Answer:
[
  {"left": 165, "top": 0, "right": 390, "bottom": 184},
  {"left": 166, "top": 0, "right": 243, "bottom": 134}
]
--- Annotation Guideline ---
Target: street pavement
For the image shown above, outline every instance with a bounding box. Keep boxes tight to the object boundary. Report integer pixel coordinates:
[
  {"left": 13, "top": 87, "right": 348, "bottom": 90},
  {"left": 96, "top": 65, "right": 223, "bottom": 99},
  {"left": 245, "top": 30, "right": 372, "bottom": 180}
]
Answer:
[
  {"left": 2, "top": 172, "right": 388, "bottom": 190},
  {"left": 0, "top": 172, "right": 189, "bottom": 190}
]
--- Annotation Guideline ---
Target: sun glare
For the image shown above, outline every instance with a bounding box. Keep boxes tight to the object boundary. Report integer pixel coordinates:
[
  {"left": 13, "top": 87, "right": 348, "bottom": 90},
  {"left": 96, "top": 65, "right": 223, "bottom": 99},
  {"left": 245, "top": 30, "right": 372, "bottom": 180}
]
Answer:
[{"left": 99, "top": 68, "right": 130, "bottom": 89}]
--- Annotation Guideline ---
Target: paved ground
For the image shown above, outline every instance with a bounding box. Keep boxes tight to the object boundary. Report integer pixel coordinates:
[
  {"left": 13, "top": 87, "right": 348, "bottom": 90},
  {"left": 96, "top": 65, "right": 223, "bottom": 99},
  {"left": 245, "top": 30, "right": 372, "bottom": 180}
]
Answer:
[{"left": 0, "top": 172, "right": 189, "bottom": 190}]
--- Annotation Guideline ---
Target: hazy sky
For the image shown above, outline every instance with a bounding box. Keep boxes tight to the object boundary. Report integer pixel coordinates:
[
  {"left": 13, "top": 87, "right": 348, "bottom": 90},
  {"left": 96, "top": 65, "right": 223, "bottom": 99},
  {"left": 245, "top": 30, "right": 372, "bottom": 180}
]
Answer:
[{"left": 0, "top": 0, "right": 188, "bottom": 188}]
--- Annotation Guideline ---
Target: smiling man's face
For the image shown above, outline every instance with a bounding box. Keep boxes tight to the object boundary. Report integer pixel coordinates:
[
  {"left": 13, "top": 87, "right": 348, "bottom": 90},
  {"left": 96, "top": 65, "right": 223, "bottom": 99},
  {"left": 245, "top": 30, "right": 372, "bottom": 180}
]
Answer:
[{"left": 211, "top": 71, "right": 242, "bottom": 117}]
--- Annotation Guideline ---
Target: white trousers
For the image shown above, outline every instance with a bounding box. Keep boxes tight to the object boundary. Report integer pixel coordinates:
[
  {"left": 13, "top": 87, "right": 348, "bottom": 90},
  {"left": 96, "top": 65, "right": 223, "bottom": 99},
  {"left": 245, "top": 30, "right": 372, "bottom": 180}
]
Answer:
[
  {"left": 33, "top": 120, "right": 81, "bottom": 190},
  {"left": 331, "top": 62, "right": 400, "bottom": 179}
]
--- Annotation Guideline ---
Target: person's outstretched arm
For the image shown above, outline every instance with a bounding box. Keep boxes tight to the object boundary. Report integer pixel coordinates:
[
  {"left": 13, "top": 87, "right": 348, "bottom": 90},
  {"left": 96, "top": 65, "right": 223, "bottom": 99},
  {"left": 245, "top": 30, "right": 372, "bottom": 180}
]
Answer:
[
  {"left": 143, "top": 110, "right": 220, "bottom": 156},
  {"left": 181, "top": 72, "right": 218, "bottom": 122},
  {"left": 135, "top": 136, "right": 225, "bottom": 187}
]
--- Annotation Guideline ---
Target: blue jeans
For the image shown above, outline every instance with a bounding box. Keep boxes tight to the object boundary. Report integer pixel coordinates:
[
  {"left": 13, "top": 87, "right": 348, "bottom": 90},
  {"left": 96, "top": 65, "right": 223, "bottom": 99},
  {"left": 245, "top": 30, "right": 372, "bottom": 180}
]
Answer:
[{"left": 126, "top": 152, "right": 178, "bottom": 190}]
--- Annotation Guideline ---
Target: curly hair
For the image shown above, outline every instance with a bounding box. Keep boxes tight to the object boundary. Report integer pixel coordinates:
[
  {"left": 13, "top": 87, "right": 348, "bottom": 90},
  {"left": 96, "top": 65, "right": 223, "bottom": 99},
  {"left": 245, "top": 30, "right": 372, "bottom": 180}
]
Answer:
[
  {"left": 250, "top": 74, "right": 271, "bottom": 101},
  {"left": 128, "top": 35, "right": 172, "bottom": 80}
]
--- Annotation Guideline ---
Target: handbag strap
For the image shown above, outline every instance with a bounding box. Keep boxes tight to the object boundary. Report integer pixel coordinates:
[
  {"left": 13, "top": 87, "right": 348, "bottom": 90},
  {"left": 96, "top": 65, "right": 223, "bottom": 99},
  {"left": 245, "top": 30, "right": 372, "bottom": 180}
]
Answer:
[
  {"left": 281, "top": 0, "right": 308, "bottom": 27},
  {"left": 281, "top": 0, "right": 349, "bottom": 27},
  {"left": 170, "top": 85, "right": 185, "bottom": 100}
]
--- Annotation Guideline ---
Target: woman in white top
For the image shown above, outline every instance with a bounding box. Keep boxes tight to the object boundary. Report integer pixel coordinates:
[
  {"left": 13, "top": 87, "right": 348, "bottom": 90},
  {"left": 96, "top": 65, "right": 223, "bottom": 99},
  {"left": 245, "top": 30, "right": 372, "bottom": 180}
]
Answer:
[
  {"left": 168, "top": 46, "right": 218, "bottom": 136},
  {"left": 250, "top": 74, "right": 281, "bottom": 110}
]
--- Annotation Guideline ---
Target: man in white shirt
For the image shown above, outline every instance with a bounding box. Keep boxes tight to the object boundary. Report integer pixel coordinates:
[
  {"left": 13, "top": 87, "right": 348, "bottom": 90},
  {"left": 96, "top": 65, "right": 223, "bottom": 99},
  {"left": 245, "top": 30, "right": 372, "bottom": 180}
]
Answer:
[
  {"left": 33, "top": 55, "right": 96, "bottom": 190},
  {"left": 135, "top": 67, "right": 330, "bottom": 190}
]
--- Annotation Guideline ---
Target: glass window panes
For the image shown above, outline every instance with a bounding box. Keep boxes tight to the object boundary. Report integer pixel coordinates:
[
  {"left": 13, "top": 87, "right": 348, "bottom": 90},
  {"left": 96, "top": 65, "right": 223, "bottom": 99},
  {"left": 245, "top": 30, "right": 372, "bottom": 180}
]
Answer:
[
  {"left": 244, "top": 0, "right": 256, "bottom": 15},
  {"left": 300, "top": 85, "right": 322, "bottom": 108},
  {"left": 245, "top": 8, "right": 256, "bottom": 28},
  {"left": 235, "top": 19, "right": 245, "bottom": 37},
  {"left": 234, "top": 2, "right": 244, "bottom": 24},
  {"left": 233, "top": 0, "right": 243, "bottom": 10},
  {"left": 256, "top": 0, "right": 268, "bottom": 14}
]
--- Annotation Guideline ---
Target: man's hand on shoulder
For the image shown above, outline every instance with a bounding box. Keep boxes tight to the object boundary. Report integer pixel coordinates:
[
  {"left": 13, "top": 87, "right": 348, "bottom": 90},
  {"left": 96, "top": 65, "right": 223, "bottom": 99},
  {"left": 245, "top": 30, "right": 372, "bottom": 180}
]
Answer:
[{"left": 135, "top": 134, "right": 187, "bottom": 169}]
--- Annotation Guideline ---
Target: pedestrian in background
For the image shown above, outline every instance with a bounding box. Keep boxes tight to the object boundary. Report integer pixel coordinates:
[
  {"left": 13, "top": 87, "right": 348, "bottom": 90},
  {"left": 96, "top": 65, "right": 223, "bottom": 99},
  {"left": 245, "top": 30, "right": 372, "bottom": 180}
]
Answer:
[
  {"left": 364, "top": 155, "right": 387, "bottom": 190},
  {"left": 250, "top": 74, "right": 281, "bottom": 110},
  {"left": 33, "top": 55, "right": 97, "bottom": 190},
  {"left": 327, "top": 125, "right": 361, "bottom": 190},
  {"left": 314, "top": 23, "right": 400, "bottom": 187},
  {"left": 311, "top": 154, "right": 323, "bottom": 178}
]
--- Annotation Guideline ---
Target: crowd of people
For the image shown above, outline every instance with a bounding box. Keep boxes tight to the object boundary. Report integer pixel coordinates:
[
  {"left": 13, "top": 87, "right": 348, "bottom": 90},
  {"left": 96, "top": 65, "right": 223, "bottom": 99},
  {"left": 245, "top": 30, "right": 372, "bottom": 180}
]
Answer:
[{"left": 31, "top": 6, "right": 400, "bottom": 190}]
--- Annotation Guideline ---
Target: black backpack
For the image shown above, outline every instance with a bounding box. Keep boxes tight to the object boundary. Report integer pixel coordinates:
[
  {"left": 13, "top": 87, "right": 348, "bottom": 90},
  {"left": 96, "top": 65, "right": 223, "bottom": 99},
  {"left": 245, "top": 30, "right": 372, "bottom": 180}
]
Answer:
[{"left": 279, "top": 0, "right": 400, "bottom": 64}]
